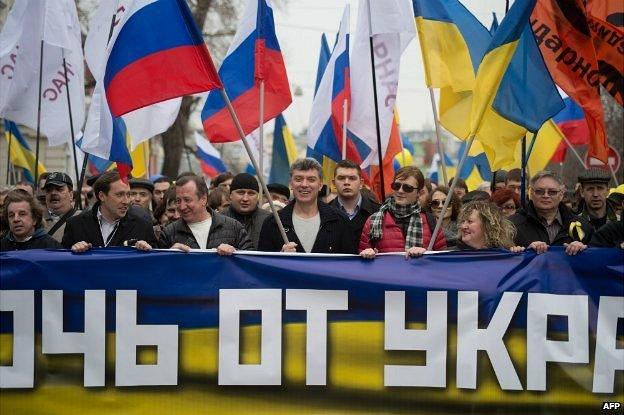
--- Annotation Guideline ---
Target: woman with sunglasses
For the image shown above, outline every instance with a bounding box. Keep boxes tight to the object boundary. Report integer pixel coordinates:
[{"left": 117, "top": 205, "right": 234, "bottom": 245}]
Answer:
[
  {"left": 359, "top": 166, "right": 447, "bottom": 259},
  {"left": 425, "top": 185, "right": 461, "bottom": 248}
]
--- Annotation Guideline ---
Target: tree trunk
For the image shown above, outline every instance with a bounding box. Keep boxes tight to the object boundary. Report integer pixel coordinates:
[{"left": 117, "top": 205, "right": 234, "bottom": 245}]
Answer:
[{"left": 160, "top": 0, "right": 214, "bottom": 178}]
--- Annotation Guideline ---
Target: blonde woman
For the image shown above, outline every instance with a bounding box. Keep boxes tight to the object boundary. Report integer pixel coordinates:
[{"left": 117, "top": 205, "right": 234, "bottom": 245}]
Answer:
[{"left": 455, "top": 201, "right": 524, "bottom": 252}]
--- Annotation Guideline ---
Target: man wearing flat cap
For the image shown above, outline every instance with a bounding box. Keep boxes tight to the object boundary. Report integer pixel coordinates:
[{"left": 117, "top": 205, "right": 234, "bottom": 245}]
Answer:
[
  {"left": 129, "top": 178, "right": 154, "bottom": 211},
  {"left": 42, "top": 172, "right": 80, "bottom": 242},
  {"left": 576, "top": 168, "right": 617, "bottom": 229},
  {"left": 221, "top": 173, "right": 270, "bottom": 249}
]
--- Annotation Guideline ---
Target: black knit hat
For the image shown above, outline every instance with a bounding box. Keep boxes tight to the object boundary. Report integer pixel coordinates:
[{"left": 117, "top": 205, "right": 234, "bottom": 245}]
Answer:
[
  {"left": 578, "top": 168, "right": 611, "bottom": 184},
  {"left": 230, "top": 173, "right": 259, "bottom": 192},
  {"left": 267, "top": 183, "right": 290, "bottom": 200}
]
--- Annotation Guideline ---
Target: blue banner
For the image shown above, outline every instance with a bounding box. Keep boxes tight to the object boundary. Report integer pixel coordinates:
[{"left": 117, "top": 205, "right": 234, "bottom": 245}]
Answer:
[{"left": 1, "top": 248, "right": 622, "bottom": 414}]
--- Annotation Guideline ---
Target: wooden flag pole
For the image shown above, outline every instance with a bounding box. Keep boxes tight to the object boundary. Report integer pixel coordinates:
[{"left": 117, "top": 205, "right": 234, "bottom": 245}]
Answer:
[
  {"left": 428, "top": 87, "right": 449, "bottom": 186},
  {"left": 6, "top": 126, "right": 13, "bottom": 185},
  {"left": 520, "top": 136, "right": 527, "bottom": 208},
  {"left": 366, "top": 0, "right": 386, "bottom": 201},
  {"left": 34, "top": 40, "right": 45, "bottom": 187},
  {"left": 77, "top": 12, "right": 118, "bottom": 196},
  {"left": 258, "top": 80, "right": 265, "bottom": 201},
  {"left": 561, "top": 134, "right": 586, "bottom": 169},
  {"left": 428, "top": 135, "right": 476, "bottom": 250},
  {"left": 62, "top": 52, "right": 82, "bottom": 209},
  {"left": 220, "top": 88, "right": 289, "bottom": 245},
  {"left": 342, "top": 99, "right": 348, "bottom": 160}
]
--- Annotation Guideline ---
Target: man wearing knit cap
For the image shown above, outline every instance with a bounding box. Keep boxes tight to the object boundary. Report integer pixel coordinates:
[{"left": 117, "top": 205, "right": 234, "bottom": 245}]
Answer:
[
  {"left": 577, "top": 168, "right": 616, "bottom": 229},
  {"left": 221, "top": 173, "right": 270, "bottom": 249},
  {"left": 267, "top": 183, "right": 290, "bottom": 204},
  {"left": 129, "top": 179, "right": 154, "bottom": 211}
]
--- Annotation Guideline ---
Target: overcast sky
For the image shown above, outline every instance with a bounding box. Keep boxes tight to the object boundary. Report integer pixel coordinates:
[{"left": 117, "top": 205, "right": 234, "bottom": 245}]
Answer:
[{"left": 271, "top": 0, "right": 507, "bottom": 136}]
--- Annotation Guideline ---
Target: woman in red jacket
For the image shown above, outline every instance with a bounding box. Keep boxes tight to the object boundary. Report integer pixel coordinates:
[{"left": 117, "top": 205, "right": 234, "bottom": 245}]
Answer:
[{"left": 359, "top": 166, "right": 446, "bottom": 259}]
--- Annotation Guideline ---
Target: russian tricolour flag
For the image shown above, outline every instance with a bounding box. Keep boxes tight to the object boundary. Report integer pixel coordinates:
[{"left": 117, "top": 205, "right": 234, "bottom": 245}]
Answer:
[
  {"left": 201, "top": 0, "right": 291, "bottom": 143},
  {"left": 81, "top": 0, "right": 222, "bottom": 176},
  {"left": 307, "top": 5, "right": 370, "bottom": 165},
  {"left": 194, "top": 132, "right": 226, "bottom": 178}
]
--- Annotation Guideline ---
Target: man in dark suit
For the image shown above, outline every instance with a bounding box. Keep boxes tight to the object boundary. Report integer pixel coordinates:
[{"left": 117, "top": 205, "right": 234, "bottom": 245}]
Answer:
[
  {"left": 329, "top": 160, "right": 380, "bottom": 248},
  {"left": 62, "top": 170, "right": 156, "bottom": 252}
]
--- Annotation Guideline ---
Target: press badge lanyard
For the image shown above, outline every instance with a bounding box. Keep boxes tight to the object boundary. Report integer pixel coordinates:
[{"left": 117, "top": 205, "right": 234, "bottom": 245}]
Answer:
[{"left": 98, "top": 216, "right": 120, "bottom": 247}]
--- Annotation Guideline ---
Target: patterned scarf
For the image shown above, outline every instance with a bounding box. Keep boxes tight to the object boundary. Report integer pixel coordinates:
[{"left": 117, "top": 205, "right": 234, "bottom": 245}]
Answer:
[{"left": 369, "top": 196, "right": 423, "bottom": 250}]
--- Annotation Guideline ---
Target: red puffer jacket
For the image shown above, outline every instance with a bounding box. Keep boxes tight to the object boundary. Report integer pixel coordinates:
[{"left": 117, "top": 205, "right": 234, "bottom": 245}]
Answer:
[{"left": 358, "top": 211, "right": 447, "bottom": 253}]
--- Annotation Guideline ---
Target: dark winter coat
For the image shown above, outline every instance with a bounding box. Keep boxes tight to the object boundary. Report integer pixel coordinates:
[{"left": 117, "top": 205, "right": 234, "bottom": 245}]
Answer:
[
  {"left": 258, "top": 200, "right": 357, "bottom": 254},
  {"left": 221, "top": 206, "right": 270, "bottom": 249},
  {"left": 158, "top": 208, "right": 253, "bottom": 250},
  {"left": 1, "top": 228, "right": 62, "bottom": 251},
  {"left": 589, "top": 215, "right": 624, "bottom": 248},
  {"left": 62, "top": 203, "right": 157, "bottom": 248},
  {"left": 329, "top": 194, "right": 381, "bottom": 249},
  {"left": 509, "top": 201, "right": 593, "bottom": 247}
]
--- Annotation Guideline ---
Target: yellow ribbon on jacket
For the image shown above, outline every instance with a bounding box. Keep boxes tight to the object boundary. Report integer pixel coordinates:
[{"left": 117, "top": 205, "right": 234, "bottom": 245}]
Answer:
[{"left": 568, "top": 221, "right": 585, "bottom": 241}]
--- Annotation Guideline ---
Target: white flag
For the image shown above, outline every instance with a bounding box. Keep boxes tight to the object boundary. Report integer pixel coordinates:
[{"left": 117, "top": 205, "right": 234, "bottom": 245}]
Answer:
[
  {"left": 83, "top": 0, "right": 181, "bottom": 153},
  {"left": 0, "top": 0, "right": 85, "bottom": 147},
  {"left": 348, "top": 0, "right": 415, "bottom": 167}
]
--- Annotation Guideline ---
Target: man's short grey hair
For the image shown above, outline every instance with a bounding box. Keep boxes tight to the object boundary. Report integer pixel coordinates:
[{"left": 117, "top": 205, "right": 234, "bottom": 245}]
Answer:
[
  {"left": 289, "top": 158, "right": 323, "bottom": 179},
  {"left": 530, "top": 170, "right": 563, "bottom": 187}
]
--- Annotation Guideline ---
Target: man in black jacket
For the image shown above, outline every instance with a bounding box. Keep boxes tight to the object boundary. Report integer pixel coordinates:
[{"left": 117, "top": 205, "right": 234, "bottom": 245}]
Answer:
[
  {"left": 1, "top": 191, "right": 62, "bottom": 251},
  {"left": 329, "top": 160, "right": 380, "bottom": 247},
  {"left": 509, "top": 171, "right": 592, "bottom": 256},
  {"left": 258, "top": 158, "right": 356, "bottom": 254},
  {"left": 62, "top": 171, "right": 156, "bottom": 252},
  {"left": 158, "top": 175, "right": 252, "bottom": 253},
  {"left": 221, "top": 173, "right": 269, "bottom": 249}
]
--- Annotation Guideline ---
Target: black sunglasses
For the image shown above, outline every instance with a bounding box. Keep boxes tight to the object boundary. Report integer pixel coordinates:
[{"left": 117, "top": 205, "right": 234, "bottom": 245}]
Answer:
[{"left": 390, "top": 182, "right": 418, "bottom": 193}]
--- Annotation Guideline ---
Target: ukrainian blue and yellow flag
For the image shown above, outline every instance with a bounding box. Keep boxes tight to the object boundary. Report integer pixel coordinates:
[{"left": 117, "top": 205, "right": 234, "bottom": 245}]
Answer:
[
  {"left": 470, "top": 0, "right": 537, "bottom": 135},
  {"left": 413, "top": 0, "right": 488, "bottom": 92},
  {"left": 468, "top": 0, "right": 563, "bottom": 170},
  {"left": 3, "top": 120, "right": 46, "bottom": 183},
  {"left": 269, "top": 114, "right": 298, "bottom": 186}
]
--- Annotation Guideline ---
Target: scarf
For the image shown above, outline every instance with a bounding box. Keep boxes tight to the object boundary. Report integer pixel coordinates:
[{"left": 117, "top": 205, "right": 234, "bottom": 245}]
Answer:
[{"left": 369, "top": 196, "right": 423, "bottom": 250}]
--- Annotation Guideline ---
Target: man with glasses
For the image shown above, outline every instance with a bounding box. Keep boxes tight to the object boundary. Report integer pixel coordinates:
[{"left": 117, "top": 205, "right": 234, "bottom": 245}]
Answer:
[
  {"left": 62, "top": 170, "right": 157, "bottom": 252},
  {"left": 258, "top": 158, "right": 355, "bottom": 253},
  {"left": 509, "top": 170, "right": 592, "bottom": 255}
]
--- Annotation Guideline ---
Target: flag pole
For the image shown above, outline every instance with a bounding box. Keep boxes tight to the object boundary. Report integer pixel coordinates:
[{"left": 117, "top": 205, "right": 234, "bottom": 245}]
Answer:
[
  {"left": 62, "top": 52, "right": 82, "bottom": 209},
  {"left": 561, "top": 134, "right": 586, "bottom": 169},
  {"left": 428, "top": 135, "right": 476, "bottom": 250},
  {"left": 607, "top": 163, "right": 619, "bottom": 186},
  {"left": 220, "top": 88, "right": 289, "bottom": 245},
  {"left": 428, "top": 88, "right": 449, "bottom": 186},
  {"left": 342, "top": 99, "right": 348, "bottom": 160},
  {"left": 366, "top": 0, "right": 386, "bottom": 201},
  {"left": 6, "top": 126, "right": 12, "bottom": 185},
  {"left": 78, "top": 12, "right": 118, "bottom": 197},
  {"left": 258, "top": 80, "right": 265, "bottom": 201},
  {"left": 520, "top": 136, "right": 527, "bottom": 208},
  {"left": 184, "top": 145, "right": 193, "bottom": 172},
  {"left": 34, "top": 40, "right": 45, "bottom": 187}
]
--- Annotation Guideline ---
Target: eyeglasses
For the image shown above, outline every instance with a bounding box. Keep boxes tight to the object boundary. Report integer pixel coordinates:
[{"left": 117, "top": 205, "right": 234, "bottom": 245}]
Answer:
[
  {"left": 430, "top": 200, "right": 445, "bottom": 207},
  {"left": 532, "top": 188, "right": 560, "bottom": 196},
  {"left": 390, "top": 182, "right": 418, "bottom": 193},
  {"left": 501, "top": 204, "right": 516, "bottom": 211}
]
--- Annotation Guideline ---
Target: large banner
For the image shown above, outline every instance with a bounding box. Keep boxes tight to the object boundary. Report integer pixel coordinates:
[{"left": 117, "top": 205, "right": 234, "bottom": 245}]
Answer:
[{"left": 1, "top": 248, "right": 623, "bottom": 414}]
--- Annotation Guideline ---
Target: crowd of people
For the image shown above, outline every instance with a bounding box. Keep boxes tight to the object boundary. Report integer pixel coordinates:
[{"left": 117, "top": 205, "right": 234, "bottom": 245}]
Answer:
[{"left": 1, "top": 158, "right": 623, "bottom": 257}]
